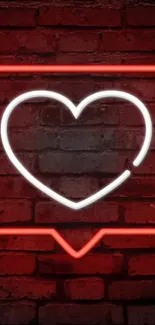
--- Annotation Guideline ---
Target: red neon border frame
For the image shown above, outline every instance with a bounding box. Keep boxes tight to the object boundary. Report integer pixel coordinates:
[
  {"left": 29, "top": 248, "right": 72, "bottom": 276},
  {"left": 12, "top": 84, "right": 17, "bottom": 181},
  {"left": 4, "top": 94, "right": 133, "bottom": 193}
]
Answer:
[{"left": 1, "top": 64, "right": 155, "bottom": 259}]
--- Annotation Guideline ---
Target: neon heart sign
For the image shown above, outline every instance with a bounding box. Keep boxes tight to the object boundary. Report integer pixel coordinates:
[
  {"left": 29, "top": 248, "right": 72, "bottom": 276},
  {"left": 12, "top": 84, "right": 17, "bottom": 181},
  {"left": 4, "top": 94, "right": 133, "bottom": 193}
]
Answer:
[
  {"left": 0, "top": 89, "right": 153, "bottom": 210},
  {"left": 0, "top": 64, "right": 154, "bottom": 259}
]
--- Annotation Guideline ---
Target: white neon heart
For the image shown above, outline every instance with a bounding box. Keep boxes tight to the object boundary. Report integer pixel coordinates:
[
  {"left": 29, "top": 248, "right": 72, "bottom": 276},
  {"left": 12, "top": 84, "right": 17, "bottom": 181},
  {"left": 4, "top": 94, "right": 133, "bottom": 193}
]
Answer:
[{"left": 0, "top": 90, "right": 153, "bottom": 210}]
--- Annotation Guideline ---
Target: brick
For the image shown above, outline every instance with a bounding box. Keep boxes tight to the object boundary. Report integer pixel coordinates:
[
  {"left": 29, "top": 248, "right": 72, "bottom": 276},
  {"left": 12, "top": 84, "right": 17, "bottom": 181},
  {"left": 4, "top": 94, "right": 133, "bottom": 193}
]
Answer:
[
  {"left": 39, "top": 6, "right": 121, "bottom": 27},
  {"left": 109, "top": 280, "right": 155, "bottom": 300},
  {"left": 59, "top": 128, "right": 103, "bottom": 151},
  {"left": 40, "top": 104, "right": 61, "bottom": 126},
  {"left": 100, "top": 128, "right": 144, "bottom": 150},
  {"left": 86, "top": 0, "right": 123, "bottom": 8},
  {"left": 38, "top": 176, "right": 99, "bottom": 200},
  {"left": 29, "top": 175, "right": 57, "bottom": 199},
  {"left": 0, "top": 153, "right": 37, "bottom": 174},
  {"left": 35, "top": 200, "right": 118, "bottom": 223},
  {"left": 57, "top": 228, "right": 100, "bottom": 250},
  {"left": 0, "top": 175, "right": 58, "bottom": 199},
  {"left": 119, "top": 103, "right": 155, "bottom": 126},
  {"left": 39, "top": 152, "right": 126, "bottom": 174},
  {"left": 9, "top": 129, "right": 58, "bottom": 151},
  {"left": 103, "top": 235, "right": 155, "bottom": 249},
  {"left": 131, "top": 132, "right": 155, "bottom": 150},
  {"left": 130, "top": 153, "right": 155, "bottom": 175},
  {"left": 0, "top": 235, "right": 55, "bottom": 251},
  {"left": 0, "top": 253, "right": 35, "bottom": 275},
  {"left": 0, "top": 53, "right": 54, "bottom": 65},
  {"left": 0, "top": 30, "right": 56, "bottom": 53},
  {"left": 0, "top": 54, "right": 50, "bottom": 65},
  {"left": 0, "top": 277, "right": 56, "bottom": 299},
  {"left": 47, "top": 79, "right": 95, "bottom": 102},
  {"left": 64, "top": 277, "right": 104, "bottom": 300},
  {"left": 58, "top": 128, "right": 145, "bottom": 152},
  {"left": 38, "top": 253, "right": 123, "bottom": 275},
  {"left": 95, "top": 79, "right": 155, "bottom": 102},
  {"left": 0, "top": 79, "right": 48, "bottom": 103},
  {"left": 56, "top": 51, "right": 122, "bottom": 64},
  {"left": 0, "top": 301, "right": 36, "bottom": 325},
  {"left": 0, "top": 177, "right": 38, "bottom": 198},
  {"left": 3, "top": 103, "right": 39, "bottom": 127},
  {"left": 0, "top": 103, "right": 39, "bottom": 128},
  {"left": 100, "top": 30, "right": 155, "bottom": 51},
  {"left": 128, "top": 254, "right": 155, "bottom": 275},
  {"left": 126, "top": 7, "right": 155, "bottom": 26},
  {"left": 61, "top": 103, "right": 119, "bottom": 125},
  {"left": 102, "top": 177, "right": 155, "bottom": 198},
  {"left": 123, "top": 201, "right": 155, "bottom": 224},
  {"left": 39, "top": 303, "right": 123, "bottom": 325},
  {"left": 0, "top": 199, "right": 32, "bottom": 223},
  {"left": 122, "top": 53, "right": 155, "bottom": 64},
  {"left": 125, "top": 0, "right": 154, "bottom": 4},
  {"left": 135, "top": 153, "right": 155, "bottom": 176},
  {"left": 127, "top": 305, "right": 155, "bottom": 325},
  {"left": 0, "top": 8, "right": 36, "bottom": 26},
  {"left": 58, "top": 176, "right": 99, "bottom": 198},
  {"left": 59, "top": 31, "right": 99, "bottom": 52}
]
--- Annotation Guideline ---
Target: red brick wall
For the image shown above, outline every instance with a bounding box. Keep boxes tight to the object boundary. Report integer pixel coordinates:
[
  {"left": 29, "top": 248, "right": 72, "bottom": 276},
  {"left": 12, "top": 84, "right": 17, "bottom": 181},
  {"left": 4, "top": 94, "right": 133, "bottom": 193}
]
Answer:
[{"left": 0, "top": 0, "right": 155, "bottom": 324}]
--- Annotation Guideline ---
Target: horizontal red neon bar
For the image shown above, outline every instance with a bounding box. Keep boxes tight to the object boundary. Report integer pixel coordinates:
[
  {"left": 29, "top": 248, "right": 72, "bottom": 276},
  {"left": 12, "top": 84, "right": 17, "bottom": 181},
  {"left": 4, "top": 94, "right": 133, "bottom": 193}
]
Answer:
[
  {"left": 0, "top": 64, "right": 155, "bottom": 73},
  {"left": 0, "top": 227, "right": 155, "bottom": 259}
]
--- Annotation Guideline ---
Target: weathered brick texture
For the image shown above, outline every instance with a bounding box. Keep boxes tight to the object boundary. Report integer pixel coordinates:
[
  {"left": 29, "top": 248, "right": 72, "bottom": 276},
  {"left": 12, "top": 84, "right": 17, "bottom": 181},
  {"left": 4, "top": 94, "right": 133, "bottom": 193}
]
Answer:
[{"left": 0, "top": 1, "right": 154, "bottom": 324}]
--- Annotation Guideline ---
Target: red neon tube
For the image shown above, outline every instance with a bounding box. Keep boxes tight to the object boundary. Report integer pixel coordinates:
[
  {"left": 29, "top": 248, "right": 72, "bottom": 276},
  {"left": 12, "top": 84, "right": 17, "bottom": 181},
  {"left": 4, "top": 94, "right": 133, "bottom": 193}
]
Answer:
[{"left": 0, "top": 64, "right": 155, "bottom": 73}]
